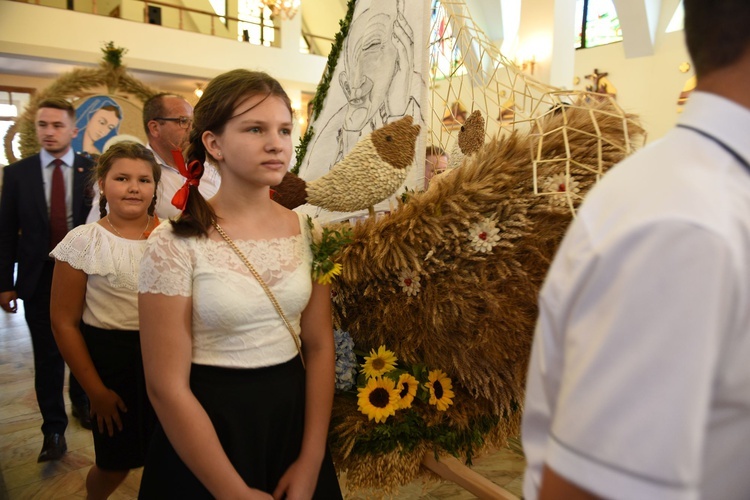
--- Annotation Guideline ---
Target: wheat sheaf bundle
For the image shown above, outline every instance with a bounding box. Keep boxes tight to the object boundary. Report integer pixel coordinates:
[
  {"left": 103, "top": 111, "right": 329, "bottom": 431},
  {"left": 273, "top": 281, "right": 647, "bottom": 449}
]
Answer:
[{"left": 329, "top": 99, "right": 644, "bottom": 491}]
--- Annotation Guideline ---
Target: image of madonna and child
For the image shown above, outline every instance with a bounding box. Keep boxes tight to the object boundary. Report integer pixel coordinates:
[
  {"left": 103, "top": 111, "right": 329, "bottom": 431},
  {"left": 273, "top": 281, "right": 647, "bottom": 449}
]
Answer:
[
  {"left": 136, "top": 69, "right": 343, "bottom": 499},
  {"left": 72, "top": 96, "right": 122, "bottom": 156},
  {"left": 50, "top": 141, "right": 160, "bottom": 499}
]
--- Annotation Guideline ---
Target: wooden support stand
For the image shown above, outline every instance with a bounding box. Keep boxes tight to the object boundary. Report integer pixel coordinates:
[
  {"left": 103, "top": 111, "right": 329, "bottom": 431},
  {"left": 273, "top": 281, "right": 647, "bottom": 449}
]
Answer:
[{"left": 422, "top": 453, "right": 520, "bottom": 500}]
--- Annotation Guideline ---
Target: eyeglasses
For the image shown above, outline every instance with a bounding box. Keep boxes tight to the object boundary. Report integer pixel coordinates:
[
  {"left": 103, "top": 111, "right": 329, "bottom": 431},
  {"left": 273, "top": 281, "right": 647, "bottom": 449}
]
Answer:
[{"left": 153, "top": 116, "right": 192, "bottom": 129}]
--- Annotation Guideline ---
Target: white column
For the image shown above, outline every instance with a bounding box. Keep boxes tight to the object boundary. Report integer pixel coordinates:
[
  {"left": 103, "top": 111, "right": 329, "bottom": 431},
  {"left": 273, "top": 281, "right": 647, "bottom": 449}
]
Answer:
[{"left": 278, "top": 8, "right": 302, "bottom": 51}]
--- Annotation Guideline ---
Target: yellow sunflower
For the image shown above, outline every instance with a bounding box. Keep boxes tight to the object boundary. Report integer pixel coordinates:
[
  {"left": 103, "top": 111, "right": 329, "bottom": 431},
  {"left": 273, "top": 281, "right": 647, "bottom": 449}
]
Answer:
[
  {"left": 395, "top": 373, "right": 418, "bottom": 410},
  {"left": 316, "top": 262, "right": 342, "bottom": 285},
  {"left": 425, "top": 369, "right": 455, "bottom": 411},
  {"left": 361, "top": 345, "right": 398, "bottom": 379},
  {"left": 357, "top": 377, "right": 399, "bottom": 423}
]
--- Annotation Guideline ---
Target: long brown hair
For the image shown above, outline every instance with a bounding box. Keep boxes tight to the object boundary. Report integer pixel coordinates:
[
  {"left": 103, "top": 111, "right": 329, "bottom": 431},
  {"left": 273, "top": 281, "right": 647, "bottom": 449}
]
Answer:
[{"left": 171, "top": 69, "right": 292, "bottom": 237}]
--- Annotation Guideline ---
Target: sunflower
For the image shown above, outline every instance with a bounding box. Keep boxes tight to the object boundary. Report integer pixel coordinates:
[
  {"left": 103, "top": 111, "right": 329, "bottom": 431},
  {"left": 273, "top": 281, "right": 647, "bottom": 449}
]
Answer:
[
  {"left": 357, "top": 377, "right": 399, "bottom": 423},
  {"left": 316, "top": 262, "right": 342, "bottom": 285},
  {"left": 425, "top": 369, "right": 455, "bottom": 411},
  {"left": 361, "top": 345, "right": 398, "bottom": 379},
  {"left": 394, "top": 373, "right": 418, "bottom": 410}
]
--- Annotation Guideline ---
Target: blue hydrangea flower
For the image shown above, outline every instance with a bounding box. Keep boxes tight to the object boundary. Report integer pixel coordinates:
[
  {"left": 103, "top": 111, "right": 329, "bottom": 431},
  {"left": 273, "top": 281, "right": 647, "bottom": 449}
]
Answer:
[{"left": 334, "top": 329, "right": 357, "bottom": 392}]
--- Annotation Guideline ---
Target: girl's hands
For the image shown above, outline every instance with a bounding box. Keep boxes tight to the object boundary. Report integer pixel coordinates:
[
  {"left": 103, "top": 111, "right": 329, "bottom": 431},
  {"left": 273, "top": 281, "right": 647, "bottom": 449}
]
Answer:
[
  {"left": 272, "top": 457, "right": 320, "bottom": 500},
  {"left": 89, "top": 387, "right": 127, "bottom": 436}
]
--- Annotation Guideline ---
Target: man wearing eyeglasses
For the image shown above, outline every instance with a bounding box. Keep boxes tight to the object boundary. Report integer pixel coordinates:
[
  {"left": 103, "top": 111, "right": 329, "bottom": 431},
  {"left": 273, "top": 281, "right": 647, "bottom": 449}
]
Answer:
[{"left": 86, "top": 93, "right": 220, "bottom": 222}]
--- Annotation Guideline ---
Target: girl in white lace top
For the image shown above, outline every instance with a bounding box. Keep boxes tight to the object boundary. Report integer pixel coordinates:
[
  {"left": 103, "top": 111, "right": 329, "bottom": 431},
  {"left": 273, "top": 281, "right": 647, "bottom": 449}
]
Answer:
[
  {"left": 50, "top": 141, "right": 161, "bottom": 499},
  {"left": 137, "top": 70, "right": 342, "bottom": 499}
]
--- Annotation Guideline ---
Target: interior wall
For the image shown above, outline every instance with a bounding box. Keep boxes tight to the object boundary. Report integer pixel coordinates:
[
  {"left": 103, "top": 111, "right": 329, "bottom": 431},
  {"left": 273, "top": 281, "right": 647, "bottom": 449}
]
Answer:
[
  {"left": 571, "top": 32, "right": 691, "bottom": 142},
  {"left": 512, "top": 0, "right": 691, "bottom": 142}
]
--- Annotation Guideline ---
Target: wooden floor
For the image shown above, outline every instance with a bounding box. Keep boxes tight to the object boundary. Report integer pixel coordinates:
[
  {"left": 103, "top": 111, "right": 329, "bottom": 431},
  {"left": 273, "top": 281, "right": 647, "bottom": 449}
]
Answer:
[{"left": 0, "top": 300, "right": 525, "bottom": 499}]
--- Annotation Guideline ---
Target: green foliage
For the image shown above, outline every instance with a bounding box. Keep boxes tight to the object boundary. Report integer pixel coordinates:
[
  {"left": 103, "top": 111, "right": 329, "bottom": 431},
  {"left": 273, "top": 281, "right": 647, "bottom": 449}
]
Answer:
[
  {"left": 307, "top": 216, "right": 353, "bottom": 282},
  {"left": 292, "top": 0, "right": 357, "bottom": 175},
  {"left": 101, "top": 41, "right": 127, "bottom": 67},
  {"left": 334, "top": 409, "right": 503, "bottom": 465}
]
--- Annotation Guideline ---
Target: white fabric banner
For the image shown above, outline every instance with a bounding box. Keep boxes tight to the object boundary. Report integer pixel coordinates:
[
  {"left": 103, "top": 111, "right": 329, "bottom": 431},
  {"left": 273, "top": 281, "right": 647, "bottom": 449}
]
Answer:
[{"left": 296, "top": 0, "right": 430, "bottom": 223}]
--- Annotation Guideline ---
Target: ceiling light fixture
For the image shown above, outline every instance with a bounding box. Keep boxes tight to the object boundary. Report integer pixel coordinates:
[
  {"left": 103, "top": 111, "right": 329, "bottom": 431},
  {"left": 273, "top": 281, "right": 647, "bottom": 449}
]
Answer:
[
  {"left": 194, "top": 84, "right": 204, "bottom": 98},
  {"left": 260, "top": 0, "right": 301, "bottom": 20}
]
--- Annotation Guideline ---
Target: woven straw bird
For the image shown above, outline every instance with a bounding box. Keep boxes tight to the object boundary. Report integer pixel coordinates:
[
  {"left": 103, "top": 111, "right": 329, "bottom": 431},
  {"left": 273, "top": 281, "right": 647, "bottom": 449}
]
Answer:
[
  {"left": 272, "top": 116, "right": 421, "bottom": 213},
  {"left": 446, "top": 110, "right": 486, "bottom": 171}
]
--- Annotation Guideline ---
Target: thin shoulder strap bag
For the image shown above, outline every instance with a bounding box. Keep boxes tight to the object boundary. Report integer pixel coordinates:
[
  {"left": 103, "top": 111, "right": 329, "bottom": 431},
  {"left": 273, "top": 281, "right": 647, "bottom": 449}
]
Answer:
[{"left": 213, "top": 222, "right": 306, "bottom": 369}]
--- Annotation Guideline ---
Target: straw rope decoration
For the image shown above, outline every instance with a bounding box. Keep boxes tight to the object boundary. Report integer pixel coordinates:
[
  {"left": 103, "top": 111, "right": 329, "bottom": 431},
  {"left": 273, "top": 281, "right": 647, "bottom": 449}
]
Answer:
[
  {"left": 9, "top": 42, "right": 158, "bottom": 161},
  {"left": 322, "top": 0, "right": 645, "bottom": 494}
]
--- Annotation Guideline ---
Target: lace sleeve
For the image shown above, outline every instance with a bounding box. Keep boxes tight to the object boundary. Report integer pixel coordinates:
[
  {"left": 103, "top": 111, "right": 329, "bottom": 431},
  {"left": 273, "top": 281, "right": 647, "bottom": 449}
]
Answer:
[
  {"left": 50, "top": 223, "right": 142, "bottom": 290},
  {"left": 139, "top": 222, "right": 194, "bottom": 296}
]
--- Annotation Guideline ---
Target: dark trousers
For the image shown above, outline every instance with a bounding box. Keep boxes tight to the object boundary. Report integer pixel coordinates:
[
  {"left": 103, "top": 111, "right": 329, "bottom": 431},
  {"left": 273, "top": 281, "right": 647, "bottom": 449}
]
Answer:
[{"left": 23, "top": 260, "right": 87, "bottom": 435}]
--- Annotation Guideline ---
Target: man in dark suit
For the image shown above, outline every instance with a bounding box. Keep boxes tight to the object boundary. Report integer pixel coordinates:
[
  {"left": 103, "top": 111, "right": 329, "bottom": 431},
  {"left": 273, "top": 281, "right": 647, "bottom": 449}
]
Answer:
[{"left": 0, "top": 98, "right": 94, "bottom": 462}]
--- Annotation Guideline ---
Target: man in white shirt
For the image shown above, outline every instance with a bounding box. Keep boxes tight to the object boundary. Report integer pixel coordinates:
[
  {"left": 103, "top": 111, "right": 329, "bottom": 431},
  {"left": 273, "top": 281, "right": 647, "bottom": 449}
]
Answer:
[
  {"left": 87, "top": 93, "right": 220, "bottom": 222},
  {"left": 522, "top": 1, "right": 750, "bottom": 499}
]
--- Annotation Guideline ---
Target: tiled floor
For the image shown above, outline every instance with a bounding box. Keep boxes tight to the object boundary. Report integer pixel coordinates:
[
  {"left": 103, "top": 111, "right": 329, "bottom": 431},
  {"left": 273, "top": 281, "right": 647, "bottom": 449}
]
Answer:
[{"left": 0, "top": 301, "right": 525, "bottom": 499}]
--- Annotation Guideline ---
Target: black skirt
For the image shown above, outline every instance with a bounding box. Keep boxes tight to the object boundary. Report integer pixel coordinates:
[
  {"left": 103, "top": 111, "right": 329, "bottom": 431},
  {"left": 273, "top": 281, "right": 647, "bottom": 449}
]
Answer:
[
  {"left": 138, "top": 356, "right": 342, "bottom": 499},
  {"left": 81, "top": 324, "right": 156, "bottom": 471}
]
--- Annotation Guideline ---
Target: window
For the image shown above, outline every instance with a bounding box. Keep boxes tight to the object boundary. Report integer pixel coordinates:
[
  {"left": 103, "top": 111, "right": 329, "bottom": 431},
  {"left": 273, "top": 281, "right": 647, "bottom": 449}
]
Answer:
[
  {"left": 429, "top": 0, "right": 467, "bottom": 80},
  {"left": 0, "top": 88, "right": 33, "bottom": 166},
  {"left": 208, "top": 0, "right": 227, "bottom": 26},
  {"left": 237, "top": 0, "right": 275, "bottom": 45},
  {"left": 575, "top": 0, "right": 622, "bottom": 49},
  {"left": 666, "top": 0, "right": 684, "bottom": 33}
]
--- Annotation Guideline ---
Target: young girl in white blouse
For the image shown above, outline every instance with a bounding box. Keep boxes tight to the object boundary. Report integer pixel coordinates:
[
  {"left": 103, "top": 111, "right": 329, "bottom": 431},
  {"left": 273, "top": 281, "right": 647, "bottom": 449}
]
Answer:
[
  {"left": 137, "top": 70, "right": 342, "bottom": 499},
  {"left": 50, "top": 141, "right": 160, "bottom": 499}
]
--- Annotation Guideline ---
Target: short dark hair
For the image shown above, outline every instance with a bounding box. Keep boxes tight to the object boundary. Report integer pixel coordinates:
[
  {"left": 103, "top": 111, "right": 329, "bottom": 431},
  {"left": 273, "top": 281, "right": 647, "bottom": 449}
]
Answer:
[
  {"left": 142, "top": 93, "right": 183, "bottom": 135},
  {"left": 684, "top": 0, "right": 750, "bottom": 78},
  {"left": 37, "top": 98, "right": 75, "bottom": 120}
]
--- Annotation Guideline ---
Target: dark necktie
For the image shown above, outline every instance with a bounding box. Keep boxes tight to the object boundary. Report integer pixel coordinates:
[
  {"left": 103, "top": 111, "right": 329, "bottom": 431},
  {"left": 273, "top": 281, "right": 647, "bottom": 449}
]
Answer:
[{"left": 49, "top": 159, "right": 68, "bottom": 250}]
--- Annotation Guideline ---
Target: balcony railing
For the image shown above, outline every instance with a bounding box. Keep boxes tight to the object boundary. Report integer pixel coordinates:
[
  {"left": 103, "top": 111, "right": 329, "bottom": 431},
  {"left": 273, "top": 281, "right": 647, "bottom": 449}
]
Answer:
[{"left": 12, "top": 0, "right": 334, "bottom": 55}]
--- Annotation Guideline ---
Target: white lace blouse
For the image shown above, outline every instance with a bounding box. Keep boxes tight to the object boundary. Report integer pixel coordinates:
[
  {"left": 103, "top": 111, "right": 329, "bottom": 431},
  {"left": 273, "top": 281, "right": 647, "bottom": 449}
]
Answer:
[
  {"left": 138, "top": 213, "right": 314, "bottom": 369},
  {"left": 50, "top": 222, "right": 147, "bottom": 331}
]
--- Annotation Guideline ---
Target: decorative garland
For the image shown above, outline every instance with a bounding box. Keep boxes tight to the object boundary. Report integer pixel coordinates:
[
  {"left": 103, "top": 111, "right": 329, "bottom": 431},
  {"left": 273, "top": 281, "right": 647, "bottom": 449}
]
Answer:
[
  {"left": 328, "top": 101, "right": 645, "bottom": 492},
  {"left": 11, "top": 42, "right": 158, "bottom": 160},
  {"left": 291, "top": 0, "right": 357, "bottom": 175}
]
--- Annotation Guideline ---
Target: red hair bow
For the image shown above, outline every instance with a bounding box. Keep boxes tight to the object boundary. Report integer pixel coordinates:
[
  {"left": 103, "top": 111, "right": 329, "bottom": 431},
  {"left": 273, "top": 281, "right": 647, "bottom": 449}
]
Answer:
[{"left": 170, "top": 150, "right": 204, "bottom": 211}]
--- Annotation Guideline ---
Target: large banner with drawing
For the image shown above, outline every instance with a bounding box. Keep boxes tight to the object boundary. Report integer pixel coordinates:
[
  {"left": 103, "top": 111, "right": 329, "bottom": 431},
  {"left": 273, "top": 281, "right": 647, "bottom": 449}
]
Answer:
[{"left": 297, "top": 0, "right": 430, "bottom": 223}]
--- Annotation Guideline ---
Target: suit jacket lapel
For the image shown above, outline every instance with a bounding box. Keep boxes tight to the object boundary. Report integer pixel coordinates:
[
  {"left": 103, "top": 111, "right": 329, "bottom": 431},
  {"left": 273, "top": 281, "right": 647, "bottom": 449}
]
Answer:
[
  {"left": 72, "top": 155, "right": 92, "bottom": 226},
  {"left": 30, "top": 155, "right": 49, "bottom": 227}
]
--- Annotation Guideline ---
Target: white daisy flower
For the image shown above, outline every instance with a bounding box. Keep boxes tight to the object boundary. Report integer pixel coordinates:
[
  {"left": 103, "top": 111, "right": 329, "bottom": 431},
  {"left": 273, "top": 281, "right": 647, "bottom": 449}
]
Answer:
[
  {"left": 543, "top": 174, "right": 581, "bottom": 207},
  {"left": 468, "top": 217, "right": 501, "bottom": 253},
  {"left": 398, "top": 272, "right": 421, "bottom": 296}
]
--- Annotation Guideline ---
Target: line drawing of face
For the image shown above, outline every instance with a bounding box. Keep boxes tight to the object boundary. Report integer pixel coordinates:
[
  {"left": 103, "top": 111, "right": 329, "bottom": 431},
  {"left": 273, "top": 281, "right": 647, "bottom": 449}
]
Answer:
[
  {"left": 339, "top": 2, "right": 399, "bottom": 130},
  {"left": 87, "top": 108, "right": 120, "bottom": 142}
]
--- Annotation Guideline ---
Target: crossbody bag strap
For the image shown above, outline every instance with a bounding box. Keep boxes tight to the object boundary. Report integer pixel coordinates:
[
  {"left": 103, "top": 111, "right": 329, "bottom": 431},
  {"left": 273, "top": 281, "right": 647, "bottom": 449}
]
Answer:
[
  {"left": 213, "top": 222, "right": 306, "bottom": 369},
  {"left": 677, "top": 124, "right": 750, "bottom": 172}
]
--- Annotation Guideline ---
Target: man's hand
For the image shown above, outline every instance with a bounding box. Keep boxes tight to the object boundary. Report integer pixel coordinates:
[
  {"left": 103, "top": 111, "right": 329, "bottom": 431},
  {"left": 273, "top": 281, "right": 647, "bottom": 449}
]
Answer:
[{"left": 0, "top": 291, "right": 18, "bottom": 313}]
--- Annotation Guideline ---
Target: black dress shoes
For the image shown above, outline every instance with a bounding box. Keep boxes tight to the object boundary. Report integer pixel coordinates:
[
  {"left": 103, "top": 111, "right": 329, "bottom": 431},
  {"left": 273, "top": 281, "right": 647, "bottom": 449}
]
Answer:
[
  {"left": 72, "top": 401, "right": 93, "bottom": 430},
  {"left": 37, "top": 433, "right": 67, "bottom": 462}
]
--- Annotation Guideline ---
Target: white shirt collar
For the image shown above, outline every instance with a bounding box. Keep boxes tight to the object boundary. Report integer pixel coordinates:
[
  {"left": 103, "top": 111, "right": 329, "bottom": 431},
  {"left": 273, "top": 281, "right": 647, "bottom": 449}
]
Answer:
[
  {"left": 679, "top": 91, "right": 750, "bottom": 166},
  {"left": 40, "top": 147, "right": 75, "bottom": 168},
  {"left": 147, "top": 143, "right": 179, "bottom": 174}
]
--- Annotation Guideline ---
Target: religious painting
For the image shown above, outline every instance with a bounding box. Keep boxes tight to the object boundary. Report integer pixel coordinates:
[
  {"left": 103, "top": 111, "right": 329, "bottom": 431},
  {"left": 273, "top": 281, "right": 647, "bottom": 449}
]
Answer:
[{"left": 72, "top": 95, "right": 147, "bottom": 156}]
